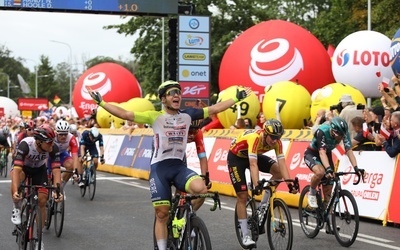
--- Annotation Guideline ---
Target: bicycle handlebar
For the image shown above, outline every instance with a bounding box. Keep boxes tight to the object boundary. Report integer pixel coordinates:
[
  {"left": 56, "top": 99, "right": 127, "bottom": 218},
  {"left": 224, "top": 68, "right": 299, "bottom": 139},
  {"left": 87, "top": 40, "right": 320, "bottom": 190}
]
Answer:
[
  {"left": 254, "top": 177, "right": 300, "bottom": 194},
  {"left": 335, "top": 169, "right": 365, "bottom": 185},
  {"left": 174, "top": 192, "right": 221, "bottom": 212}
]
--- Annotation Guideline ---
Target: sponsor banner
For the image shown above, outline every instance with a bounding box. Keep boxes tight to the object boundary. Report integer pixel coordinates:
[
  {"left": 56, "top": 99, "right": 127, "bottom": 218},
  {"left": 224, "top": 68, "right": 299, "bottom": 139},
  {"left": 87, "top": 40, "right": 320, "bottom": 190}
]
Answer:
[
  {"left": 0, "top": 107, "right": 4, "bottom": 117},
  {"left": 114, "top": 136, "right": 141, "bottom": 167},
  {"left": 338, "top": 151, "right": 396, "bottom": 220},
  {"left": 388, "top": 161, "right": 400, "bottom": 223},
  {"left": 132, "top": 136, "right": 153, "bottom": 171},
  {"left": 207, "top": 138, "right": 231, "bottom": 183},
  {"left": 179, "top": 32, "right": 210, "bottom": 49},
  {"left": 179, "top": 65, "right": 209, "bottom": 82},
  {"left": 180, "top": 82, "right": 209, "bottom": 98},
  {"left": 103, "top": 135, "right": 125, "bottom": 165},
  {"left": 179, "top": 49, "right": 209, "bottom": 65},
  {"left": 179, "top": 16, "right": 210, "bottom": 33},
  {"left": 180, "top": 98, "right": 209, "bottom": 109},
  {"left": 17, "top": 98, "right": 48, "bottom": 111}
]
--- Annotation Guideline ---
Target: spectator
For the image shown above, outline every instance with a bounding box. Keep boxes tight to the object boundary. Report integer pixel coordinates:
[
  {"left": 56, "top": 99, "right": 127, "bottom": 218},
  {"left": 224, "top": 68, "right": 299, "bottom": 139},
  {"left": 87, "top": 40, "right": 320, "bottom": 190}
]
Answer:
[
  {"left": 337, "top": 94, "right": 363, "bottom": 139},
  {"left": 351, "top": 116, "right": 376, "bottom": 151},
  {"left": 230, "top": 118, "right": 245, "bottom": 132},
  {"left": 244, "top": 118, "right": 253, "bottom": 129},
  {"left": 375, "top": 111, "right": 400, "bottom": 157},
  {"left": 254, "top": 112, "right": 266, "bottom": 130}
]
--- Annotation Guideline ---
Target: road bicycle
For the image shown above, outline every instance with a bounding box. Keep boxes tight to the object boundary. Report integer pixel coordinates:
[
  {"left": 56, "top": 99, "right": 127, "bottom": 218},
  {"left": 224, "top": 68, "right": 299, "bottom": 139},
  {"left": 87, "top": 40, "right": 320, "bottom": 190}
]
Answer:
[
  {"left": 0, "top": 147, "right": 8, "bottom": 177},
  {"left": 45, "top": 166, "right": 73, "bottom": 237},
  {"left": 12, "top": 175, "right": 60, "bottom": 250},
  {"left": 80, "top": 151, "right": 96, "bottom": 200},
  {"left": 153, "top": 191, "right": 221, "bottom": 250},
  {"left": 298, "top": 170, "right": 365, "bottom": 247},
  {"left": 234, "top": 178, "right": 299, "bottom": 250}
]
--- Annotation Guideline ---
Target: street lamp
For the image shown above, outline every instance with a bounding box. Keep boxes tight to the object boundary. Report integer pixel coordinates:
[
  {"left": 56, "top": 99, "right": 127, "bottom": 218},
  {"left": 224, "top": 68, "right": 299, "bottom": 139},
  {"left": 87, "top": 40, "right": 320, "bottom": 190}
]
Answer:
[
  {"left": 50, "top": 40, "right": 72, "bottom": 107},
  {"left": 0, "top": 72, "right": 10, "bottom": 98}
]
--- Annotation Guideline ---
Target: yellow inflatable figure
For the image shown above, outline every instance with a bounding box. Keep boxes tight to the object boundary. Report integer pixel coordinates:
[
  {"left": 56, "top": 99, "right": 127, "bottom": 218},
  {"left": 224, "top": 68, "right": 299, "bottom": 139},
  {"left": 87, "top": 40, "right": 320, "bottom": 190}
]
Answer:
[
  {"left": 262, "top": 81, "right": 311, "bottom": 129},
  {"left": 216, "top": 85, "right": 260, "bottom": 128},
  {"left": 311, "top": 83, "right": 366, "bottom": 121}
]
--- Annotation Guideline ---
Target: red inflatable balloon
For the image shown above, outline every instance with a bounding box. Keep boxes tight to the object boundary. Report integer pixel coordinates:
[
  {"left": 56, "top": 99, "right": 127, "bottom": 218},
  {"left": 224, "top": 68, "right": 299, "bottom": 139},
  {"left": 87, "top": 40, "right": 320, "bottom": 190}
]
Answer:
[
  {"left": 73, "top": 63, "right": 142, "bottom": 118},
  {"left": 219, "top": 20, "right": 334, "bottom": 103}
]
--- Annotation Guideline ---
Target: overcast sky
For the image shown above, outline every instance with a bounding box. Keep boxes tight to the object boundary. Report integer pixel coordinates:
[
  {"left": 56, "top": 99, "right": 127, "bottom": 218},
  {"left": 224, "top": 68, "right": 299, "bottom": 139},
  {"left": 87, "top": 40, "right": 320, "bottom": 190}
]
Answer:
[{"left": 0, "top": 10, "right": 137, "bottom": 72}]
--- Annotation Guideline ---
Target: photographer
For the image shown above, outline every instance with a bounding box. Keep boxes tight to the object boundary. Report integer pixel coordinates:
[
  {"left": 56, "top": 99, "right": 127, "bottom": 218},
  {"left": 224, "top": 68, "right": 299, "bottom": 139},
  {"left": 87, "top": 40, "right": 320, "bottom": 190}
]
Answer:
[{"left": 330, "top": 94, "right": 363, "bottom": 139}]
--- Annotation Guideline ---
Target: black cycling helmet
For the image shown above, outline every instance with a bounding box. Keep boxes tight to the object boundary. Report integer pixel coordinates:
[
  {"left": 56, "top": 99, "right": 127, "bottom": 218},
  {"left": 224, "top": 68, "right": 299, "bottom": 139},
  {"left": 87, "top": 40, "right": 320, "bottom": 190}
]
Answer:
[
  {"left": 263, "top": 119, "right": 284, "bottom": 138},
  {"left": 330, "top": 117, "right": 348, "bottom": 136},
  {"left": 158, "top": 80, "right": 181, "bottom": 99},
  {"left": 34, "top": 124, "right": 56, "bottom": 143}
]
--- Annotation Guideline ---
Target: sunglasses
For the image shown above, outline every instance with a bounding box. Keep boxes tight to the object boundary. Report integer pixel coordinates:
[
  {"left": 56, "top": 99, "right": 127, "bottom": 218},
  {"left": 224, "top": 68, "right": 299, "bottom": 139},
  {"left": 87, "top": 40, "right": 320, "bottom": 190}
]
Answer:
[
  {"left": 44, "top": 140, "right": 54, "bottom": 145},
  {"left": 332, "top": 129, "right": 343, "bottom": 137},
  {"left": 58, "top": 133, "right": 68, "bottom": 137},
  {"left": 27, "top": 128, "right": 33, "bottom": 131},
  {"left": 264, "top": 133, "right": 281, "bottom": 141},
  {"left": 166, "top": 88, "right": 182, "bottom": 96}
]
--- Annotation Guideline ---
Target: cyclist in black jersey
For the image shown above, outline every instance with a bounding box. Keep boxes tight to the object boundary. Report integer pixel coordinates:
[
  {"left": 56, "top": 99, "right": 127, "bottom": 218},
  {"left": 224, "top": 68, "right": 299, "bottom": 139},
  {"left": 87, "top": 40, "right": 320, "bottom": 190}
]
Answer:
[
  {"left": 87, "top": 81, "right": 251, "bottom": 250},
  {"left": 303, "top": 117, "right": 365, "bottom": 210}
]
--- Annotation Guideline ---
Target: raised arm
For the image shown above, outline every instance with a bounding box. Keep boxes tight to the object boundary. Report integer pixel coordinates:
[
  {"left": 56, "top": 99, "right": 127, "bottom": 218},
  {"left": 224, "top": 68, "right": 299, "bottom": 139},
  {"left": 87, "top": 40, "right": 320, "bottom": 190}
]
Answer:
[{"left": 208, "top": 87, "right": 252, "bottom": 116}]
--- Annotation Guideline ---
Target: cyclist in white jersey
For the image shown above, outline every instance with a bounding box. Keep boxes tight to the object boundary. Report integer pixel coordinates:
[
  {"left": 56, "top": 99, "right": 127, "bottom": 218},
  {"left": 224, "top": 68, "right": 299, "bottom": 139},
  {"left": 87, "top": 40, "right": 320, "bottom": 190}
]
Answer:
[
  {"left": 10, "top": 124, "right": 63, "bottom": 250},
  {"left": 52, "top": 120, "right": 80, "bottom": 188},
  {"left": 87, "top": 80, "right": 252, "bottom": 250}
]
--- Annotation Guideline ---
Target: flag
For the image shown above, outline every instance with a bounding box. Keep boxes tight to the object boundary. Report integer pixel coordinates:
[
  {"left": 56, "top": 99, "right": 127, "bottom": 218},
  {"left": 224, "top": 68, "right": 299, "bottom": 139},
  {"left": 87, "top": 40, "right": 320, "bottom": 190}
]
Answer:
[
  {"left": 362, "top": 123, "right": 370, "bottom": 137},
  {"left": 380, "top": 124, "right": 391, "bottom": 140},
  {"left": 327, "top": 44, "right": 335, "bottom": 59},
  {"left": 54, "top": 95, "right": 61, "bottom": 104}
]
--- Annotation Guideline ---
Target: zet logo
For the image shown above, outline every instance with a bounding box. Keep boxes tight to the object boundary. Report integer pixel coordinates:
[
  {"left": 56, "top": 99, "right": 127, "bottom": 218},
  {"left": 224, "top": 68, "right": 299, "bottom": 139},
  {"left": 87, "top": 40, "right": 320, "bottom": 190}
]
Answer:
[{"left": 336, "top": 49, "right": 350, "bottom": 67}]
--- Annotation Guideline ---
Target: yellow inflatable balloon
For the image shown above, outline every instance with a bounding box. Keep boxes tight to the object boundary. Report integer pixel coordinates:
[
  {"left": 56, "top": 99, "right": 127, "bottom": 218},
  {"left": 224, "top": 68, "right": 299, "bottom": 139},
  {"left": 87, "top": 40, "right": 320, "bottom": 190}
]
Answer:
[
  {"left": 124, "top": 98, "right": 156, "bottom": 112},
  {"left": 96, "top": 102, "right": 123, "bottom": 128},
  {"left": 262, "top": 81, "right": 311, "bottom": 129},
  {"left": 310, "top": 83, "right": 366, "bottom": 122},
  {"left": 217, "top": 85, "right": 260, "bottom": 128}
]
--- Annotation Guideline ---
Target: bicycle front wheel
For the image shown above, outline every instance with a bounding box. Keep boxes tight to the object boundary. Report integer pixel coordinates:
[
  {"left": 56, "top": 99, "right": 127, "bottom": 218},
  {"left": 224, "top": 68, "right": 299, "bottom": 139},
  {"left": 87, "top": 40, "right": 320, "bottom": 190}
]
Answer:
[
  {"left": 266, "top": 198, "right": 293, "bottom": 250},
  {"left": 80, "top": 168, "right": 88, "bottom": 197},
  {"left": 234, "top": 196, "right": 258, "bottom": 249},
  {"left": 26, "top": 205, "right": 42, "bottom": 250},
  {"left": 54, "top": 192, "right": 65, "bottom": 237},
  {"left": 331, "top": 189, "right": 359, "bottom": 247},
  {"left": 1, "top": 157, "right": 7, "bottom": 177},
  {"left": 185, "top": 215, "right": 212, "bottom": 250},
  {"left": 88, "top": 166, "right": 96, "bottom": 200},
  {"left": 298, "top": 185, "right": 320, "bottom": 238},
  {"left": 44, "top": 198, "right": 53, "bottom": 230},
  {"left": 18, "top": 201, "right": 29, "bottom": 250}
]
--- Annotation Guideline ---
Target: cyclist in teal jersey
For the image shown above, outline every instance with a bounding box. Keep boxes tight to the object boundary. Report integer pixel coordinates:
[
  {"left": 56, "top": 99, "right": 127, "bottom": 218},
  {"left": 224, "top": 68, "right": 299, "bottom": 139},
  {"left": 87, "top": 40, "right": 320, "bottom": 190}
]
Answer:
[
  {"left": 304, "top": 117, "right": 364, "bottom": 209},
  {"left": 87, "top": 81, "right": 251, "bottom": 250}
]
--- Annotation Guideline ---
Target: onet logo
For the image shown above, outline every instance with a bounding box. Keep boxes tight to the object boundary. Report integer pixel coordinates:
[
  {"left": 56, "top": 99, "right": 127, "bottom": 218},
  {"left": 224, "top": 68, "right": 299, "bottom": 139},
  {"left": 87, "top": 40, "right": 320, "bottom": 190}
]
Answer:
[{"left": 249, "top": 38, "right": 304, "bottom": 87}]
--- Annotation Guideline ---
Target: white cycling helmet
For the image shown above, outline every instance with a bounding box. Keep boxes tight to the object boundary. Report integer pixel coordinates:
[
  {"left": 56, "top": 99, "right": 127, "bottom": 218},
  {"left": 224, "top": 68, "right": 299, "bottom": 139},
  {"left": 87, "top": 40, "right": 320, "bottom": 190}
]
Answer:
[
  {"left": 2, "top": 126, "right": 10, "bottom": 135},
  {"left": 69, "top": 124, "right": 77, "bottom": 134},
  {"left": 90, "top": 127, "right": 99, "bottom": 138},
  {"left": 55, "top": 120, "right": 70, "bottom": 133}
]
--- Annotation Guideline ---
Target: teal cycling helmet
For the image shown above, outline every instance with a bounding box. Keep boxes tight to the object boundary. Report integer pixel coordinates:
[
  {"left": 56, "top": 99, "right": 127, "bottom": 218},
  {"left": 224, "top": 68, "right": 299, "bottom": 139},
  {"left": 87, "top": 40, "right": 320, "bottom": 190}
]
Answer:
[
  {"left": 158, "top": 80, "right": 181, "bottom": 99},
  {"left": 330, "top": 117, "right": 348, "bottom": 136}
]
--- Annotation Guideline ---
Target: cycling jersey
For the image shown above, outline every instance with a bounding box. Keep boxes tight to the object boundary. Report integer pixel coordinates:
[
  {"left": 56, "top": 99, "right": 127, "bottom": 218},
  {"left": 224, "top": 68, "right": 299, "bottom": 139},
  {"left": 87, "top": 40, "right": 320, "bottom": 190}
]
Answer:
[
  {"left": 14, "top": 137, "right": 61, "bottom": 170},
  {"left": 308, "top": 123, "right": 352, "bottom": 152},
  {"left": 0, "top": 134, "right": 11, "bottom": 148},
  {"left": 134, "top": 108, "right": 205, "bottom": 165},
  {"left": 229, "top": 129, "right": 284, "bottom": 160},
  {"left": 79, "top": 130, "right": 103, "bottom": 157},
  {"left": 55, "top": 133, "right": 79, "bottom": 156}
]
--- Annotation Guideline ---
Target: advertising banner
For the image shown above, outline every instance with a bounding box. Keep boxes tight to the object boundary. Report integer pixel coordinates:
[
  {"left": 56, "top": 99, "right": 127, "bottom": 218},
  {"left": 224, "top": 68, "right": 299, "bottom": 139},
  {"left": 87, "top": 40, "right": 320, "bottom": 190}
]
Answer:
[
  {"left": 103, "top": 135, "right": 125, "bottom": 165},
  {"left": 186, "top": 137, "right": 216, "bottom": 174},
  {"left": 17, "top": 98, "right": 48, "bottom": 111},
  {"left": 132, "top": 136, "right": 153, "bottom": 171},
  {"left": 114, "top": 136, "right": 141, "bottom": 167},
  {"left": 337, "top": 151, "right": 396, "bottom": 220},
  {"left": 207, "top": 138, "right": 231, "bottom": 184}
]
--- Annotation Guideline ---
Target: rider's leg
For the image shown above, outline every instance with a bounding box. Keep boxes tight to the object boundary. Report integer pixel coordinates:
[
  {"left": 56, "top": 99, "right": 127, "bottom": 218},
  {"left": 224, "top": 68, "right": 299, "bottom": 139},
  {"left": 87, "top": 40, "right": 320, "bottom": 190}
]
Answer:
[{"left": 154, "top": 204, "right": 170, "bottom": 250}]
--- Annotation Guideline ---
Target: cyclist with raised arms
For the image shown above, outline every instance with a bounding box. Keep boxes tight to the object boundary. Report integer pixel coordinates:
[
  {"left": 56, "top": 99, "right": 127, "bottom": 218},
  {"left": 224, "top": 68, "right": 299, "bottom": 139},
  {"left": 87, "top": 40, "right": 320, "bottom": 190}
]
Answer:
[
  {"left": 87, "top": 80, "right": 251, "bottom": 250},
  {"left": 78, "top": 127, "right": 104, "bottom": 187},
  {"left": 303, "top": 117, "right": 364, "bottom": 227},
  {"left": 51, "top": 120, "right": 80, "bottom": 188},
  {"left": 10, "top": 124, "right": 63, "bottom": 249},
  {"left": 228, "top": 118, "right": 297, "bottom": 247}
]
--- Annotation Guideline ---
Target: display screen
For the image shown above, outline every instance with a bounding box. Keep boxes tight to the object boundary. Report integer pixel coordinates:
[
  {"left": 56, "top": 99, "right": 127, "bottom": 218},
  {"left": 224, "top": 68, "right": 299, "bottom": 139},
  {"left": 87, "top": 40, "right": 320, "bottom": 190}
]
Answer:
[{"left": 0, "top": 0, "right": 178, "bottom": 15}]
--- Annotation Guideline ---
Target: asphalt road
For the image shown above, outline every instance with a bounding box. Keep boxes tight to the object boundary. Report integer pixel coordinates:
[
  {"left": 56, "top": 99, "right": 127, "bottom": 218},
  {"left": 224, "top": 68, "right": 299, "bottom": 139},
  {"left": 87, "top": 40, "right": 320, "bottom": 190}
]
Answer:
[{"left": 0, "top": 171, "right": 399, "bottom": 250}]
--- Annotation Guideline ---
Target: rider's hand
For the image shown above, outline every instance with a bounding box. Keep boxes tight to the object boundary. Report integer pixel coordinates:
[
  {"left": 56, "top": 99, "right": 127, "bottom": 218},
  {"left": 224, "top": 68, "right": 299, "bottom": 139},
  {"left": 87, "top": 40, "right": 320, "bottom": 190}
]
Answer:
[
  {"left": 87, "top": 87, "right": 105, "bottom": 107},
  {"left": 354, "top": 166, "right": 366, "bottom": 179},
  {"left": 252, "top": 184, "right": 263, "bottom": 196},
  {"left": 325, "top": 166, "right": 334, "bottom": 178},
  {"left": 202, "top": 172, "right": 212, "bottom": 189},
  {"left": 100, "top": 155, "right": 105, "bottom": 164},
  {"left": 233, "top": 87, "right": 251, "bottom": 102},
  {"left": 53, "top": 191, "right": 64, "bottom": 203},
  {"left": 287, "top": 183, "right": 298, "bottom": 194},
  {"left": 12, "top": 191, "right": 22, "bottom": 202}
]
